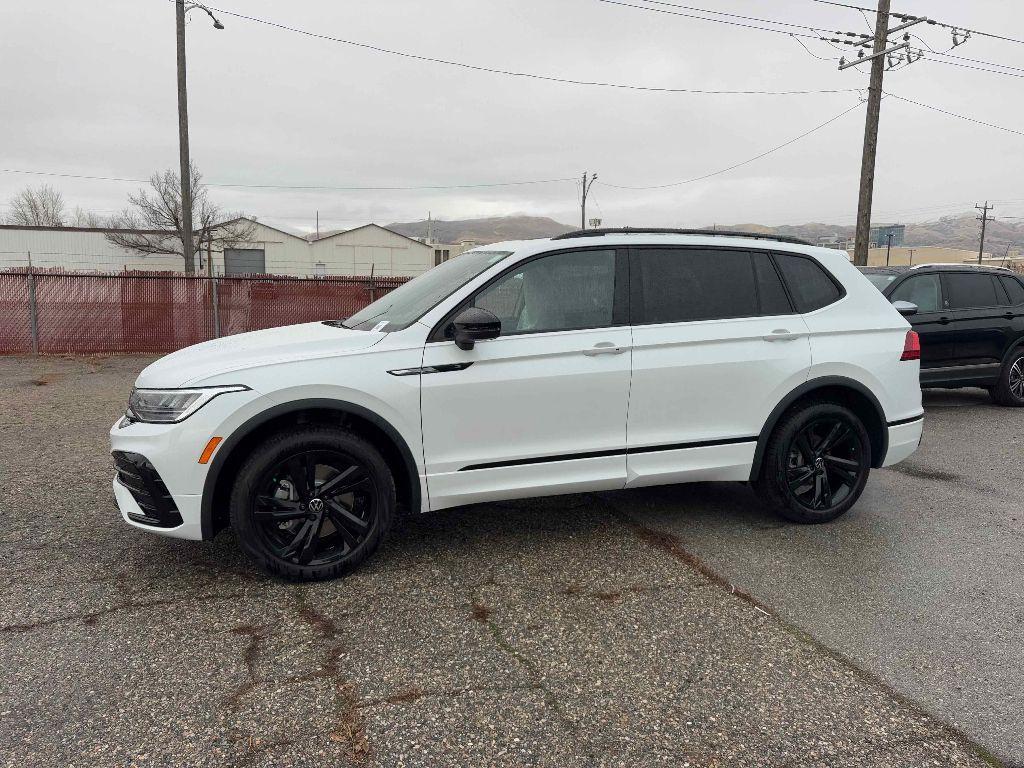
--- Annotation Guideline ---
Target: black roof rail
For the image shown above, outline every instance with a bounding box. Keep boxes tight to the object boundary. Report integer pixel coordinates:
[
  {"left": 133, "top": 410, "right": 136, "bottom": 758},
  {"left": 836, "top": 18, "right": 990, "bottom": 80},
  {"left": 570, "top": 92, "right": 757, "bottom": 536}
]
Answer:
[{"left": 550, "top": 227, "right": 814, "bottom": 246}]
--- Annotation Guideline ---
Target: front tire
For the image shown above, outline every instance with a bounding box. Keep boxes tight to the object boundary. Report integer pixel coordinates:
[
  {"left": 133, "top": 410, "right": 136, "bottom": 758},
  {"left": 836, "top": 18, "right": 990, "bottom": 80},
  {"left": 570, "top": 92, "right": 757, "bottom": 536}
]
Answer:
[
  {"left": 230, "top": 426, "right": 395, "bottom": 581},
  {"left": 753, "top": 401, "right": 871, "bottom": 524},
  {"left": 990, "top": 351, "right": 1024, "bottom": 407}
]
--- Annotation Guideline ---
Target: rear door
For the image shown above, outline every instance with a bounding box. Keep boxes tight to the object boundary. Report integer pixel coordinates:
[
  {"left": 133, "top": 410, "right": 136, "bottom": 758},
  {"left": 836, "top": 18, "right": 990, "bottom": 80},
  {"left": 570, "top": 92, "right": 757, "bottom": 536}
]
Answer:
[
  {"left": 625, "top": 247, "right": 811, "bottom": 487},
  {"left": 887, "top": 273, "right": 956, "bottom": 374},
  {"left": 419, "top": 247, "right": 632, "bottom": 510},
  {"left": 941, "top": 271, "right": 1014, "bottom": 376}
]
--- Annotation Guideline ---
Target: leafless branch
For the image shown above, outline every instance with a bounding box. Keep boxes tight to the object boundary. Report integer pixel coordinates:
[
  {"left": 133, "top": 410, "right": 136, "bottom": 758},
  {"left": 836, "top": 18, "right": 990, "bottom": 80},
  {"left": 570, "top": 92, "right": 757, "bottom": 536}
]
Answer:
[
  {"left": 105, "top": 164, "right": 256, "bottom": 273},
  {"left": 4, "top": 184, "right": 66, "bottom": 226}
]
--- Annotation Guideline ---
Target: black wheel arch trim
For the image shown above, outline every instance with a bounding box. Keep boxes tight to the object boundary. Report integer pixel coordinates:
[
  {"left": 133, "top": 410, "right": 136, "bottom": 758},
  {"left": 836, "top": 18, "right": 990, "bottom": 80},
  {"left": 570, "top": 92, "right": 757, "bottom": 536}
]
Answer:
[
  {"left": 1002, "top": 338, "right": 1024, "bottom": 366},
  {"left": 200, "top": 398, "right": 421, "bottom": 540},
  {"left": 749, "top": 376, "right": 890, "bottom": 481}
]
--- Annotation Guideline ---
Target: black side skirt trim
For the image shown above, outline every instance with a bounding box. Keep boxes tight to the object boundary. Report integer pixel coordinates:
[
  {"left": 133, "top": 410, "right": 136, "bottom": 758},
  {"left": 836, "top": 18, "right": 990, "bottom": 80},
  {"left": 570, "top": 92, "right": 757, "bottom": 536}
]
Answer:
[
  {"left": 887, "top": 415, "right": 924, "bottom": 428},
  {"left": 628, "top": 436, "right": 757, "bottom": 454},
  {"left": 458, "top": 437, "right": 757, "bottom": 472}
]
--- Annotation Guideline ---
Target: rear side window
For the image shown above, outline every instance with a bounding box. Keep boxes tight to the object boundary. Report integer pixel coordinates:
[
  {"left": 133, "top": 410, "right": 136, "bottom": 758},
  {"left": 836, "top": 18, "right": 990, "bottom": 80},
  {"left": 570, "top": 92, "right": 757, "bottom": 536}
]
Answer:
[
  {"left": 632, "top": 248, "right": 758, "bottom": 323},
  {"left": 1000, "top": 275, "right": 1024, "bottom": 305},
  {"left": 773, "top": 253, "right": 842, "bottom": 312},
  {"left": 752, "top": 253, "right": 793, "bottom": 315},
  {"left": 944, "top": 273, "right": 1000, "bottom": 309},
  {"left": 890, "top": 274, "right": 941, "bottom": 313}
]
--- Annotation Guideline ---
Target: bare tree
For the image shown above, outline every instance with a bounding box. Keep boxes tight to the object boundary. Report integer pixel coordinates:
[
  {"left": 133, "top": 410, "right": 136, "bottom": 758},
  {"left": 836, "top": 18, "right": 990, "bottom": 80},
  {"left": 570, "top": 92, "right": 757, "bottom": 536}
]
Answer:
[
  {"left": 106, "top": 165, "right": 256, "bottom": 273},
  {"left": 5, "top": 184, "right": 66, "bottom": 226},
  {"left": 71, "top": 207, "right": 106, "bottom": 228}
]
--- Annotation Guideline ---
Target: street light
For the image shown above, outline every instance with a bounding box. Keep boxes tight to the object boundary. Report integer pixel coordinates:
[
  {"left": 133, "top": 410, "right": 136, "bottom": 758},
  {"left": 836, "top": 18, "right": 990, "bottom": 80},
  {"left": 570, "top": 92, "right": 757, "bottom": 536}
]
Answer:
[{"left": 176, "top": 1, "right": 224, "bottom": 273}]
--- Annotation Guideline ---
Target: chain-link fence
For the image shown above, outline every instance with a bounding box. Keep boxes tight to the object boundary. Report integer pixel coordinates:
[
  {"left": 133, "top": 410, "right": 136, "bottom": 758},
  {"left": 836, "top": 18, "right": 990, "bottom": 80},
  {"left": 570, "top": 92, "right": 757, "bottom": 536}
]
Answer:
[{"left": 0, "top": 268, "right": 409, "bottom": 354}]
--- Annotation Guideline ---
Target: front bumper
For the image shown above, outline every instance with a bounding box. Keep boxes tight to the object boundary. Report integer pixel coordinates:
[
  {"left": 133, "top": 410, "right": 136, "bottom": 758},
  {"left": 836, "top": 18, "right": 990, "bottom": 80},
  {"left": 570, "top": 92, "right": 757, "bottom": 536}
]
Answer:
[
  {"left": 882, "top": 416, "right": 924, "bottom": 467},
  {"left": 113, "top": 475, "right": 204, "bottom": 540},
  {"left": 109, "top": 386, "right": 267, "bottom": 541}
]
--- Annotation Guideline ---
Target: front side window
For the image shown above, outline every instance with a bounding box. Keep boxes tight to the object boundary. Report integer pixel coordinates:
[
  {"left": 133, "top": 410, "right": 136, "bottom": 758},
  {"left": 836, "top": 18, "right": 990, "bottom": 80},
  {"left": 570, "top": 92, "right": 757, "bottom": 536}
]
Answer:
[
  {"left": 341, "top": 250, "right": 510, "bottom": 331},
  {"left": 773, "top": 253, "right": 842, "bottom": 312},
  {"left": 944, "top": 273, "right": 1000, "bottom": 310},
  {"left": 890, "top": 274, "right": 941, "bottom": 313},
  {"left": 472, "top": 249, "right": 616, "bottom": 335},
  {"left": 633, "top": 248, "right": 759, "bottom": 324}
]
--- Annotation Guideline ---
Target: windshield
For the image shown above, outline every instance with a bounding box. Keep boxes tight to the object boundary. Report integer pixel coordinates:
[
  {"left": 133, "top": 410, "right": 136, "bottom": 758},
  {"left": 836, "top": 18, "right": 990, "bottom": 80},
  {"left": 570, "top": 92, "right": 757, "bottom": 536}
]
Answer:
[
  {"left": 864, "top": 273, "right": 898, "bottom": 290},
  {"left": 338, "top": 250, "right": 512, "bottom": 331}
]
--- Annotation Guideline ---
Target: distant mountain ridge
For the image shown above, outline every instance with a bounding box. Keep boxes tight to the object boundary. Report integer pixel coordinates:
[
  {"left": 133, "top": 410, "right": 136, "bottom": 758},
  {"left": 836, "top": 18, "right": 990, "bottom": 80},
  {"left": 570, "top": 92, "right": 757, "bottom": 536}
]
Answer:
[
  {"left": 384, "top": 213, "right": 1024, "bottom": 254},
  {"left": 384, "top": 216, "right": 575, "bottom": 244},
  {"left": 715, "top": 214, "right": 1024, "bottom": 255}
]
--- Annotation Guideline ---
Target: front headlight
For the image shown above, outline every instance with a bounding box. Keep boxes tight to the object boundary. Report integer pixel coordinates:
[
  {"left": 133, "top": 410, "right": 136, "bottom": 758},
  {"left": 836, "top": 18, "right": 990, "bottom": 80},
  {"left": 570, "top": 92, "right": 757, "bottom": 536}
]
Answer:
[{"left": 126, "top": 385, "right": 250, "bottom": 424}]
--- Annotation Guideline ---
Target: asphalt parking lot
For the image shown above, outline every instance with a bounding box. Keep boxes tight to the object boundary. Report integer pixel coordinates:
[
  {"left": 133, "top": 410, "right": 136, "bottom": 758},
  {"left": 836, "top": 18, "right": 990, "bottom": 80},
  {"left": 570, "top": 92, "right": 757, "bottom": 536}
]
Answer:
[{"left": 0, "top": 355, "right": 1017, "bottom": 768}]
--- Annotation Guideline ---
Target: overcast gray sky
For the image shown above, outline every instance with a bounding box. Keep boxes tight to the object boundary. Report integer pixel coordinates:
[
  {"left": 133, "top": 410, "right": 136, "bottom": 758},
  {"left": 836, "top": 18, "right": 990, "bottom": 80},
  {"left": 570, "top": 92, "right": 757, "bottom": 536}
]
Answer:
[{"left": 2, "top": 0, "right": 1022, "bottom": 233}]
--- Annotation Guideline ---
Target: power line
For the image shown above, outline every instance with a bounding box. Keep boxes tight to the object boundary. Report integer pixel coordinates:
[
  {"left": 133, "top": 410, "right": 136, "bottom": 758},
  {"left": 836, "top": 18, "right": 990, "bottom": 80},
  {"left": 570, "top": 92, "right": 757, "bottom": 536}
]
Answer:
[
  {"left": 0, "top": 168, "right": 579, "bottom": 191},
  {"left": 884, "top": 92, "right": 1024, "bottom": 137},
  {"left": 600, "top": 101, "right": 864, "bottom": 190},
  {"left": 194, "top": 2, "right": 858, "bottom": 96},
  {"left": 598, "top": 0, "right": 837, "bottom": 41},
  {"left": 811, "top": 0, "right": 1024, "bottom": 47},
  {"left": 631, "top": 0, "right": 840, "bottom": 35}
]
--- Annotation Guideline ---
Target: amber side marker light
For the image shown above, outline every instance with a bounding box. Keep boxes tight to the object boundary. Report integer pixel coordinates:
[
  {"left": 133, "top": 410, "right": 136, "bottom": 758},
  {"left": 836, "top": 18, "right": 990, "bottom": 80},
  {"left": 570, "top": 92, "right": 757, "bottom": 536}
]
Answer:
[{"left": 198, "top": 437, "right": 223, "bottom": 464}]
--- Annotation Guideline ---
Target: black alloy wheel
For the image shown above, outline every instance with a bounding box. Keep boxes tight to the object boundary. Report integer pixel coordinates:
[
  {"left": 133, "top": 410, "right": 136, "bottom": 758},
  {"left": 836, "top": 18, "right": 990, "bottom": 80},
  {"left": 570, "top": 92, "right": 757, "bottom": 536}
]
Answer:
[
  {"left": 991, "top": 352, "right": 1024, "bottom": 407},
  {"left": 230, "top": 427, "right": 395, "bottom": 580},
  {"left": 784, "top": 417, "right": 866, "bottom": 512},
  {"left": 754, "top": 401, "right": 871, "bottom": 524},
  {"left": 254, "top": 450, "right": 376, "bottom": 567}
]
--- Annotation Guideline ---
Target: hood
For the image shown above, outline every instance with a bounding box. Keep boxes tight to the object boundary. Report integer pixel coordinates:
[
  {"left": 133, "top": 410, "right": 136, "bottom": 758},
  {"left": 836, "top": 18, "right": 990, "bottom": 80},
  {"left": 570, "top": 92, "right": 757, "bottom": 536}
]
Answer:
[{"left": 136, "top": 322, "right": 385, "bottom": 388}]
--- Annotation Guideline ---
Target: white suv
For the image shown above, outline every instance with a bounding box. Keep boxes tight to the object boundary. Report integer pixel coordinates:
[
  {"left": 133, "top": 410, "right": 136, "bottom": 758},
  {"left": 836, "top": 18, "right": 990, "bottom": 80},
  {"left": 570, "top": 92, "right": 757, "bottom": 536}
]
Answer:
[{"left": 111, "top": 229, "right": 924, "bottom": 580}]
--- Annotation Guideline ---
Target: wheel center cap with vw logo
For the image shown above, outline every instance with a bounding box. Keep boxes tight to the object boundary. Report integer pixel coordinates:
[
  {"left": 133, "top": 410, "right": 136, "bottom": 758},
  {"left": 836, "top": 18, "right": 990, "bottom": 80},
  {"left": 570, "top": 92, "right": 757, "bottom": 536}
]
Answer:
[{"left": 308, "top": 498, "right": 325, "bottom": 513}]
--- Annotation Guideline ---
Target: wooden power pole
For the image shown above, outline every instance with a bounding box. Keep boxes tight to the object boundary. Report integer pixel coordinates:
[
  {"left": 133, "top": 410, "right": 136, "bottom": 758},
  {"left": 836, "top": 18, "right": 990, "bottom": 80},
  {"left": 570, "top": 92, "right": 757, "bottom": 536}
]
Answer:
[
  {"left": 175, "top": 0, "right": 195, "bottom": 273},
  {"left": 976, "top": 201, "right": 993, "bottom": 263},
  {"left": 852, "top": 0, "right": 892, "bottom": 267}
]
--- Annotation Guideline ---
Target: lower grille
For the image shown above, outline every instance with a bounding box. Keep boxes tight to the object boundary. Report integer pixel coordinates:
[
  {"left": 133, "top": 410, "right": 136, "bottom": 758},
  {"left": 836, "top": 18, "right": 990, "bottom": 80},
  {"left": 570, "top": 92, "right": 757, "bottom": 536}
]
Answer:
[{"left": 113, "top": 451, "right": 183, "bottom": 528}]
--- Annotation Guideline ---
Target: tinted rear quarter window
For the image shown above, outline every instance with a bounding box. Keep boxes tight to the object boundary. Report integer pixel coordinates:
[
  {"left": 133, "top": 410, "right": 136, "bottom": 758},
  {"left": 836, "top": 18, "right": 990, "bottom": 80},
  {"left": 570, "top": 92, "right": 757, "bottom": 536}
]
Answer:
[
  {"left": 944, "top": 273, "right": 1000, "bottom": 309},
  {"left": 773, "top": 253, "right": 842, "bottom": 312},
  {"left": 633, "top": 248, "right": 759, "bottom": 323},
  {"left": 1000, "top": 275, "right": 1024, "bottom": 305}
]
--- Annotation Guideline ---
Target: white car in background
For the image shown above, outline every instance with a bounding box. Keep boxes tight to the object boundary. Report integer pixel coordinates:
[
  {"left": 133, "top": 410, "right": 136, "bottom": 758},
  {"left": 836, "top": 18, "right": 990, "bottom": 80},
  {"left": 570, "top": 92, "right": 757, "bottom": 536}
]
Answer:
[{"left": 111, "top": 229, "right": 924, "bottom": 580}]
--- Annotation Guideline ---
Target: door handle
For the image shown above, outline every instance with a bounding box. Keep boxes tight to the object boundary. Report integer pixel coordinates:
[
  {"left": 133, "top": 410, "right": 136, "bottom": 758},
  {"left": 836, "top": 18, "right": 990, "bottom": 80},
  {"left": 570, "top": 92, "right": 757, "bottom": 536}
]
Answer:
[
  {"left": 583, "top": 342, "right": 627, "bottom": 356},
  {"left": 1004, "top": 312, "right": 1015, "bottom": 319},
  {"left": 938, "top": 316, "right": 951, "bottom": 325},
  {"left": 762, "top": 329, "right": 803, "bottom": 342}
]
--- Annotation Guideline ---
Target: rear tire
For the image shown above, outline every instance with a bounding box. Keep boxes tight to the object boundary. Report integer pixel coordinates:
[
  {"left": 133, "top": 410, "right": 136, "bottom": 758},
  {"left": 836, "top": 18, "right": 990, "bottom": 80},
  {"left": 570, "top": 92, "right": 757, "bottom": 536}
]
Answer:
[
  {"left": 989, "top": 351, "right": 1024, "bottom": 407},
  {"left": 753, "top": 401, "right": 871, "bottom": 524},
  {"left": 230, "top": 426, "right": 395, "bottom": 581}
]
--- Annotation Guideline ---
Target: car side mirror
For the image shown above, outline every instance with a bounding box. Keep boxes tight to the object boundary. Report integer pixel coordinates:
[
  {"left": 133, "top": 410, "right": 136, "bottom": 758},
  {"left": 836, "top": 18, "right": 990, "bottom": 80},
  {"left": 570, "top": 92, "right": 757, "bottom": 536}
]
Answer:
[
  {"left": 892, "top": 300, "right": 918, "bottom": 317},
  {"left": 449, "top": 307, "right": 501, "bottom": 350}
]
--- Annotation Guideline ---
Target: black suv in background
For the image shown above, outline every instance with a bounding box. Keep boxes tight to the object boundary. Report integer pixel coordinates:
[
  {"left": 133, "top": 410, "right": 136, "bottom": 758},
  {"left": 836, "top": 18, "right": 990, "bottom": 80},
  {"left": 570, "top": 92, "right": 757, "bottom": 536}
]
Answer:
[{"left": 860, "top": 264, "right": 1024, "bottom": 406}]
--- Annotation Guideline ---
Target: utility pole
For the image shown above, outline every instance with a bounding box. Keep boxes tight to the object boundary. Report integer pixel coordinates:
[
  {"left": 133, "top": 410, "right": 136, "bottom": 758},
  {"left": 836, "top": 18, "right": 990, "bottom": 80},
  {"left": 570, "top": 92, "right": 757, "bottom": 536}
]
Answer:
[
  {"left": 580, "top": 172, "right": 597, "bottom": 230},
  {"left": 174, "top": 2, "right": 223, "bottom": 273},
  {"left": 885, "top": 232, "right": 893, "bottom": 265},
  {"left": 976, "top": 201, "right": 993, "bottom": 263},
  {"left": 908, "top": 248, "right": 915, "bottom": 265},
  {"left": 852, "top": 0, "right": 891, "bottom": 267},
  {"left": 175, "top": 0, "right": 194, "bottom": 273}
]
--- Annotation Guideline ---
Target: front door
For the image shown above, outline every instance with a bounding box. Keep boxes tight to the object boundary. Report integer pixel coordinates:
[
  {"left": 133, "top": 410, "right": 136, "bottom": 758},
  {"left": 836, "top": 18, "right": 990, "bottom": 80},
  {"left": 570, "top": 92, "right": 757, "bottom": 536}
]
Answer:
[
  {"left": 888, "top": 273, "right": 956, "bottom": 377},
  {"left": 419, "top": 248, "right": 632, "bottom": 510}
]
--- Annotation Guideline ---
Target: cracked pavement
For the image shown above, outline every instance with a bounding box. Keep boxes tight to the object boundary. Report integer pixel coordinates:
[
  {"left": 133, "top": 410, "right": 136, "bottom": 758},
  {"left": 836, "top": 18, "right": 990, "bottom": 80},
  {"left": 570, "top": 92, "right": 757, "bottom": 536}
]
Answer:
[{"left": 0, "top": 355, "right": 1004, "bottom": 767}]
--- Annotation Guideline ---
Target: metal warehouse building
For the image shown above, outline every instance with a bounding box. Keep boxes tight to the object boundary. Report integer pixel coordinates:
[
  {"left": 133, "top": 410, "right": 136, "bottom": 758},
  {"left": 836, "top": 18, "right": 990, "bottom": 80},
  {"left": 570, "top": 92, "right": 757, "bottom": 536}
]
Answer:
[{"left": 0, "top": 220, "right": 440, "bottom": 277}]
